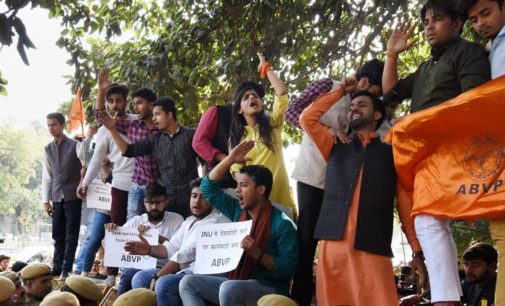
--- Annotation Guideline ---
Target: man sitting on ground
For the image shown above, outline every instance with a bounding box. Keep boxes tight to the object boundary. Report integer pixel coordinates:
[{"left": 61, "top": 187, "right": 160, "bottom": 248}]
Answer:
[
  {"left": 120, "top": 178, "right": 228, "bottom": 306},
  {"left": 105, "top": 184, "right": 184, "bottom": 288},
  {"left": 461, "top": 243, "right": 498, "bottom": 306},
  {"left": 178, "top": 141, "right": 298, "bottom": 306}
]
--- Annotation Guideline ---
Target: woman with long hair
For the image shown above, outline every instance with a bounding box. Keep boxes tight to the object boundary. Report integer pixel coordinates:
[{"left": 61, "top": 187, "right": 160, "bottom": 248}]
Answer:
[{"left": 229, "top": 54, "right": 295, "bottom": 217}]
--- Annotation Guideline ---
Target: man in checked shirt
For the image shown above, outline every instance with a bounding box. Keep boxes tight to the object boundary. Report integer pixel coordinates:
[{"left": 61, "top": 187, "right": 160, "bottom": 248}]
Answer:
[
  {"left": 284, "top": 59, "right": 391, "bottom": 306},
  {"left": 94, "top": 68, "right": 159, "bottom": 221},
  {"left": 100, "top": 96, "right": 199, "bottom": 218}
]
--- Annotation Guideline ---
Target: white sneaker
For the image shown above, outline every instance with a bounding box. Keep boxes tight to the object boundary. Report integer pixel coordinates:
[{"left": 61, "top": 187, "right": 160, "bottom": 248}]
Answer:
[{"left": 80, "top": 272, "right": 89, "bottom": 277}]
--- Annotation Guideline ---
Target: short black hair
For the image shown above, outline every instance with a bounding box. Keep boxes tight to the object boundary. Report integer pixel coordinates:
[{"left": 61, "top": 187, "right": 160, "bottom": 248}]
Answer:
[
  {"left": 356, "top": 59, "right": 385, "bottom": 87},
  {"left": 190, "top": 177, "right": 202, "bottom": 190},
  {"left": 145, "top": 184, "right": 166, "bottom": 198},
  {"left": 350, "top": 90, "right": 385, "bottom": 129},
  {"left": 153, "top": 96, "right": 177, "bottom": 121},
  {"left": 239, "top": 165, "right": 273, "bottom": 199},
  {"left": 131, "top": 88, "right": 157, "bottom": 103},
  {"left": 46, "top": 112, "right": 65, "bottom": 125},
  {"left": 421, "top": 0, "right": 467, "bottom": 22},
  {"left": 105, "top": 83, "right": 129, "bottom": 100},
  {"left": 11, "top": 261, "right": 27, "bottom": 273},
  {"left": 464, "top": 0, "right": 505, "bottom": 15},
  {"left": 463, "top": 242, "right": 498, "bottom": 265}
]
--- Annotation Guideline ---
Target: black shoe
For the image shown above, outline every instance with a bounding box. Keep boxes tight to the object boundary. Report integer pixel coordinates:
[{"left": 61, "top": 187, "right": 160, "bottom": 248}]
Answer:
[
  {"left": 51, "top": 269, "right": 62, "bottom": 277},
  {"left": 59, "top": 271, "right": 69, "bottom": 281},
  {"left": 90, "top": 273, "right": 107, "bottom": 280}
]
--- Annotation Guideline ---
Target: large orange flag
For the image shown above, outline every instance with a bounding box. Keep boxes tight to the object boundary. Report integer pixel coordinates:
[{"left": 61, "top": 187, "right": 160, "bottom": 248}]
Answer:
[
  {"left": 69, "top": 87, "right": 85, "bottom": 132},
  {"left": 387, "top": 76, "right": 505, "bottom": 220}
]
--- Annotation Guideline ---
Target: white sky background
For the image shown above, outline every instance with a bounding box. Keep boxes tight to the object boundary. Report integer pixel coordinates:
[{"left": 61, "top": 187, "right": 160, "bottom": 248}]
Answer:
[{"left": 0, "top": 7, "right": 72, "bottom": 128}]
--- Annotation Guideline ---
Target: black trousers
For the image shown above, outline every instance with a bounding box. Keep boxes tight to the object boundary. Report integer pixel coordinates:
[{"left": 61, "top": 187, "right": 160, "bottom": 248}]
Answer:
[
  {"left": 291, "top": 181, "right": 324, "bottom": 306},
  {"left": 52, "top": 199, "right": 82, "bottom": 274},
  {"left": 167, "top": 188, "right": 192, "bottom": 218}
]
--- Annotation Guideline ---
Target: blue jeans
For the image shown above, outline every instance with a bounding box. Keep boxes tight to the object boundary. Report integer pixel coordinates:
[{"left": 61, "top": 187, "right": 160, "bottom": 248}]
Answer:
[
  {"left": 127, "top": 184, "right": 146, "bottom": 221},
  {"left": 118, "top": 268, "right": 140, "bottom": 295},
  {"left": 131, "top": 268, "right": 187, "bottom": 306},
  {"left": 179, "top": 275, "right": 276, "bottom": 306},
  {"left": 81, "top": 211, "right": 110, "bottom": 272},
  {"left": 74, "top": 208, "right": 96, "bottom": 273}
]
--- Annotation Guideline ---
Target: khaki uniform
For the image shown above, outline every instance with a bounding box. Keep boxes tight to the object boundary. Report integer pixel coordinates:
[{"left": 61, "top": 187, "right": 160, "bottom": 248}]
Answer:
[{"left": 21, "top": 293, "right": 43, "bottom": 306}]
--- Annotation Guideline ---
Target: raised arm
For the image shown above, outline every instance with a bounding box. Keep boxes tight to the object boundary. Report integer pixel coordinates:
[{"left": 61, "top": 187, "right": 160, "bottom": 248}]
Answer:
[
  {"left": 259, "top": 53, "right": 286, "bottom": 96},
  {"left": 383, "top": 22, "right": 416, "bottom": 93},
  {"left": 98, "top": 111, "right": 129, "bottom": 154},
  {"left": 299, "top": 82, "right": 352, "bottom": 161},
  {"left": 285, "top": 78, "right": 334, "bottom": 128},
  {"left": 95, "top": 68, "right": 110, "bottom": 112},
  {"left": 208, "top": 140, "right": 254, "bottom": 181}
]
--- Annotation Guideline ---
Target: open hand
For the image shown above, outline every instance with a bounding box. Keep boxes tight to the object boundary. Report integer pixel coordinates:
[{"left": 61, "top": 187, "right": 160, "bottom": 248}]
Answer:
[
  {"left": 124, "top": 234, "right": 150, "bottom": 255},
  {"left": 98, "top": 110, "right": 117, "bottom": 131},
  {"left": 387, "top": 22, "right": 416, "bottom": 55},
  {"left": 228, "top": 141, "right": 254, "bottom": 164},
  {"left": 98, "top": 68, "right": 111, "bottom": 91}
]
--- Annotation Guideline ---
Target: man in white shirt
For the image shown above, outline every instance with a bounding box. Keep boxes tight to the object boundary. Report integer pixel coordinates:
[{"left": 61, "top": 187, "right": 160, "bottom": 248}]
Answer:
[
  {"left": 103, "top": 184, "right": 184, "bottom": 287},
  {"left": 120, "top": 178, "right": 228, "bottom": 306}
]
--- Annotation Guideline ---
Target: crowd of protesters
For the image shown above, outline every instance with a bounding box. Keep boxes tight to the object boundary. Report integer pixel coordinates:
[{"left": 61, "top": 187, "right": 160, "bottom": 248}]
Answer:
[{"left": 0, "top": 0, "right": 504, "bottom": 305}]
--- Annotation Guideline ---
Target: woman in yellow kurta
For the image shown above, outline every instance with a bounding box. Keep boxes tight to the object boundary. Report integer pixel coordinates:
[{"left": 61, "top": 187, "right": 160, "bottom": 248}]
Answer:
[{"left": 229, "top": 54, "right": 295, "bottom": 217}]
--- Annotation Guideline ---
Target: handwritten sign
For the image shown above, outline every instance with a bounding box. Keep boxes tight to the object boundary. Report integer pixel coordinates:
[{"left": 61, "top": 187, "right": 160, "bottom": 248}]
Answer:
[
  {"left": 86, "top": 178, "right": 112, "bottom": 210},
  {"left": 193, "top": 220, "right": 253, "bottom": 274},
  {"left": 103, "top": 227, "right": 158, "bottom": 269}
]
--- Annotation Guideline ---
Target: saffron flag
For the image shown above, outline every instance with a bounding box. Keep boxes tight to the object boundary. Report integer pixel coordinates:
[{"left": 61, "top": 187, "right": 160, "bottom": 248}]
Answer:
[
  {"left": 69, "top": 87, "right": 85, "bottom": 132},
  {"left": 386, "top": 76, "right": 505, "bottom": 219}
]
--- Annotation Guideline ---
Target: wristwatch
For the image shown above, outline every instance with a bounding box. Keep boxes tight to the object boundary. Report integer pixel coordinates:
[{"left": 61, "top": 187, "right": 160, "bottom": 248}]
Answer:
[
  {"left": 412, "top": 251, "right": 424, "bottom": 260},
  {"left": 152, "top": 272, "right": 160, "bottom": 281}
]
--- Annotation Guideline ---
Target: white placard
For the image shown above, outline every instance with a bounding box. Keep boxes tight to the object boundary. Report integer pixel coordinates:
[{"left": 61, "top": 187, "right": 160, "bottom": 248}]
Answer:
[
  {"left": 103, "top": 227, "right": 158, "bottom": 269},
  {"left": 193, "top": 220, "right": 253, "bottom": 274},
  {"left": 86, "top": 178, "right": 112, "bottom": 210}
]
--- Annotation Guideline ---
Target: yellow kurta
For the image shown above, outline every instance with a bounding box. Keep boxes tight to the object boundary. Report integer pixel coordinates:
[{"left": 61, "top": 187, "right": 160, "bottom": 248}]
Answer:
[{"left": 231, "top": 94, "right": 295, "bottom": 215}]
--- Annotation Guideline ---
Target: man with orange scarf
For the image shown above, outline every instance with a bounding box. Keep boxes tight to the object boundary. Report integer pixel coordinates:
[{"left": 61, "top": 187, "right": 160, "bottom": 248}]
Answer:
[{"left": 178, "top": 141, "right": 298, "bottom": 306}]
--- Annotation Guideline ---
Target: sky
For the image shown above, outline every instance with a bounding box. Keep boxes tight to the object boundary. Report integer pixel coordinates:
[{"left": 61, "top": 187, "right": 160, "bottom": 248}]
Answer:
[{"left": 0, "top": 7, "right": 73, "bottom": 128}]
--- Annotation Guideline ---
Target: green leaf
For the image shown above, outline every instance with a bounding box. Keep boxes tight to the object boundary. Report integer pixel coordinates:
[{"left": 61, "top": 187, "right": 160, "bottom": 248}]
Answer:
[
  {"left": 16, "top": 38, "right": 30, "bottom": 65},
  {"left": 12, "top": 17, "right": 36, "bottom": 49},
  {"left": 0, "top": 14, "right": 13, "bottom": 46}
]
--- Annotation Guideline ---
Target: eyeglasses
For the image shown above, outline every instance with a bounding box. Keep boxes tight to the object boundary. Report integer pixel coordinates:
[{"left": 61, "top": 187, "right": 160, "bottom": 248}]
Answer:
[{"left": 144, "top": 199, "right": 164, "bottom": 205}]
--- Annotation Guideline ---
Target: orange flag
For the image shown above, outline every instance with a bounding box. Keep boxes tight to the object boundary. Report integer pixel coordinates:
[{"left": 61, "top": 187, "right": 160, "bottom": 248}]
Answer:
[
  {"left": 69, "top": 87, "right": 85, "bottom": 132},
  {"left": 386, "top": 76, "right": 505, "bottom": 220}
]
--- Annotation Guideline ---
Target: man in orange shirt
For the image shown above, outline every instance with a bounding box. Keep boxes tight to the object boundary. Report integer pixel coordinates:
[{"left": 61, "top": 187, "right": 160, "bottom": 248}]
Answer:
[{"left": 299, "top": 79, "right": 424, "bottom": 306}]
